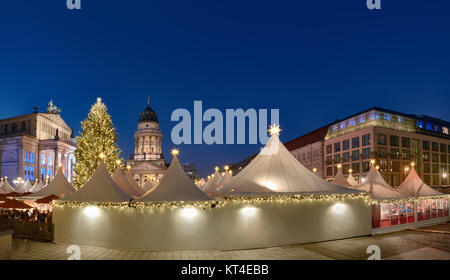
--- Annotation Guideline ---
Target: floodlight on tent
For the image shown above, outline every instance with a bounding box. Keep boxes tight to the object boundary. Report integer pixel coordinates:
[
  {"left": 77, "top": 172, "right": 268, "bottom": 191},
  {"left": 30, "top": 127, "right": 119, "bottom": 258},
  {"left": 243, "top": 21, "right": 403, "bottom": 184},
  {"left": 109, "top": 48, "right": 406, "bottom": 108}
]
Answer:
[
  {"left": 126, "top": 165, "right": 131, "bottom": 170},
  {"left": 99, "top": 153, "right": 106, "bottom": 160},
  {"left": 180, "top": 207, "right": 197, "bottom": 218},
  {"left": 312, "top": 167, "right": 317, "bottom": 173},
  {"left": 229, "top": 170, "right": 233, "bottom": 175},
  {"left": 240, "top": 206, "right": 258, "bottom": 216},
  {"left": 410, "top": 161, "right": 415, "bottom": 167},
  {"left": 116, "top": 159, "right": 121, "bottom": 166},
  {"left": 214, "top": 166, "right": 219, "bottom": 172},
  {"left": 376, "top": 165, "right": 380, "bottom": 170},
  {"left": 332, "top": 203, "right": 346, "bottom": 214},
  {"left": 404, "top": 167, "right": 409, "bottom": 172},
  {"left": 336, "top": 164, "right": 342, "bottom": 169},
  {"left": 370, "top": 159, "right": 376, "bottom": 166},
  {"left": 224, "top": 165, "right": 229, "bottom": 171},
  {"left": 348, "top": 168, "right": 353, "bottom": 174},
  {"left": 361, "top": 178, "right": 366, "bottom": 183},
  {"left": 84, "top": 206, "right": 99, "bottom": 218},
  {"left": 443, "top": 173, "right": 448, "bottom": 179}
]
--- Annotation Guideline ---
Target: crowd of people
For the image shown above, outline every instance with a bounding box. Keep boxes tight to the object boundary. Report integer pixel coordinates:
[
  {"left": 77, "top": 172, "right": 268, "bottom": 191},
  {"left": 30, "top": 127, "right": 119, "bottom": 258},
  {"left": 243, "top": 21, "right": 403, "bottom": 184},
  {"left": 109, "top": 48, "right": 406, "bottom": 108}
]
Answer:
[{"left": 0, "top": 209, "right": 52, "bottom": 223}]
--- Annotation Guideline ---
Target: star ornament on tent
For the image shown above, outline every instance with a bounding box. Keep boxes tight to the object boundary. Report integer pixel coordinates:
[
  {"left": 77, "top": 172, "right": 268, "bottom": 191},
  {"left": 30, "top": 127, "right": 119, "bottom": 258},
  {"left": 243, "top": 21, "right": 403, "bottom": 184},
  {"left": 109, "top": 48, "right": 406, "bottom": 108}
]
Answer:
[
  {"left": 171, "top": 148, "right": 180, "bottom": 157},
  {"left": 268, "top": 124, "right": 282, "bottom": 136}
]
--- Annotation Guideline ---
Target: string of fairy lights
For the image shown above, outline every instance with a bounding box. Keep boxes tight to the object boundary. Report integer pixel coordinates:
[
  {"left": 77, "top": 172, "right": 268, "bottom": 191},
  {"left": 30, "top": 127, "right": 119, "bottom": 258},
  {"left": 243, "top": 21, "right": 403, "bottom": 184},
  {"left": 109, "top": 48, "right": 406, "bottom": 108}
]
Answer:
[{"left": 52, "top": 192, "right": 373, "bottom": 209}]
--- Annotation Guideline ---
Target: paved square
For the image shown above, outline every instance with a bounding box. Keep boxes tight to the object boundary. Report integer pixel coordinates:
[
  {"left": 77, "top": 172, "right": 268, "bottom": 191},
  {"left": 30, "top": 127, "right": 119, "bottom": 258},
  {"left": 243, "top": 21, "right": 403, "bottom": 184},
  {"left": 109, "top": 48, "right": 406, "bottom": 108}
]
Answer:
[{"left": 11, "top": 223, "right": 450, "bottom": 260}]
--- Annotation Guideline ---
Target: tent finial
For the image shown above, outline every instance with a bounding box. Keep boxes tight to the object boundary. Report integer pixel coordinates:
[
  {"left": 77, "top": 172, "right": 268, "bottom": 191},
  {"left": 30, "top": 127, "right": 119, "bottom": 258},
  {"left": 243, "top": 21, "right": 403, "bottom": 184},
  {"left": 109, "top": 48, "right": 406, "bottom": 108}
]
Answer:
[{"left": 268, "top": 124, "right": 282, "bottom": 136}]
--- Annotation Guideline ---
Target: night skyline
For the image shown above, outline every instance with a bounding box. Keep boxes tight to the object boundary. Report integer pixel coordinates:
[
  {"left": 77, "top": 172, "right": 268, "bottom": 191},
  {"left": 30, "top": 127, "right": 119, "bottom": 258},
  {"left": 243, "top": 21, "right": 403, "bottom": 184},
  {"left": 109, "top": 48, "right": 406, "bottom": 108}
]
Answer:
[{"left": 1, "top": 1, "right": 449, "bottom": 177}]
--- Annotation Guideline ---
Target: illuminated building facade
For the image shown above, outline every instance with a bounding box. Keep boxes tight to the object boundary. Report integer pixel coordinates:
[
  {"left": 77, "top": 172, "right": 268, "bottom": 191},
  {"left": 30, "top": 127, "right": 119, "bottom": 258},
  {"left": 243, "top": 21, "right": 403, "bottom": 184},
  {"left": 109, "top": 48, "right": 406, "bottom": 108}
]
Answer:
[{"left": 0, "top": 103, "right": 76, "bottom": 183}]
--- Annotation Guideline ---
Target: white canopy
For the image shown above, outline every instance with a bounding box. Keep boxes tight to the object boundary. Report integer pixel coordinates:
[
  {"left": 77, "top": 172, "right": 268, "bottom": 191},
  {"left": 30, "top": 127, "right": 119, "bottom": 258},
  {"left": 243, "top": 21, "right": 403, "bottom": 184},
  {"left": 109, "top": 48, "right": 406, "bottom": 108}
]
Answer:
[
  {"left": 357, "top": 166, "right": 404, "bottom": 199},
  {"left": 125, "top": 171, "right": 142, "bottom": 193},
  {"left": 142, "top": 180, "right": 156, "bottom": 193},
  {"left": 347, "top": 173, "right": 359, "bottom": 188},
  {"left": 29, "top": 181, "right": 46, "bottom": 193},
  {"left": 202, "top": 171, "right": 223, "bottom": 193},
  {"left": 16, "top": 180, "right": 33, "bottom": 193},
  {"left": 220, "top": 131, "right": 358, "bottom": 194},
  {"left": 0, "top": 179, "right": 16, "bottom": 193},
  {"left": 137, "top": 155, "right": 211, "bottom": 202},
  {"left": 332, "top": 169, "right": 355, "bottom": 189},
  {"left": 112, "top": 166, "right": 143, "bottom": 198},
  {"left": 62, "top": 161, "right": 131, "bottom": 202},
  {"left": 396, "top": 166, "right": 442, "bottom": 197},
  {"left": 218, "top": 172, "right": 232, "bottom": 188},
  {"left": 25, "top": 167, "right": 76, "bottom": 199}
]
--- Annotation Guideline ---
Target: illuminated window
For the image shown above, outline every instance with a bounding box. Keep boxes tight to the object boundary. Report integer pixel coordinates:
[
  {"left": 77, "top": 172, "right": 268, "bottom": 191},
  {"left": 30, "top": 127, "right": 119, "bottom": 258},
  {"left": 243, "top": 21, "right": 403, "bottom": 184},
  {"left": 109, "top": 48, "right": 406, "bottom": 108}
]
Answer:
[
  {"left": 443, "top": 127, "right": 449, "bottom": 134},
  {"left": 397, "top": 116, "right": 403, "bottom": 123},
  {"left": 339, "top": 122, "right": 346, "bottom": 129},
  {"left": 416, "top": 120, "right": 424, "bottom": 128},
  {"left": 426, "top": 123, "right": 433, "bottom": 131},
  {"left": 348, "top": 118, "right": 356, "bottom": 126},
  {"left": 383, "top": 113, "right": 392, "bottom": 121},
  {"left": 359, "top": 114, "right": 366, "bottom": 123}
]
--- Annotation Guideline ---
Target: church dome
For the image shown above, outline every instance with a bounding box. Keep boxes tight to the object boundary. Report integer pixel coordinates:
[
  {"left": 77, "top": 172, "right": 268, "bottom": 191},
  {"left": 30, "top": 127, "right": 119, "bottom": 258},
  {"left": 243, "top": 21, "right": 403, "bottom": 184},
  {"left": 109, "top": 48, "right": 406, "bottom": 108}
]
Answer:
[{"left": 139, "top": 103, "right": 158, "bottom": 123}]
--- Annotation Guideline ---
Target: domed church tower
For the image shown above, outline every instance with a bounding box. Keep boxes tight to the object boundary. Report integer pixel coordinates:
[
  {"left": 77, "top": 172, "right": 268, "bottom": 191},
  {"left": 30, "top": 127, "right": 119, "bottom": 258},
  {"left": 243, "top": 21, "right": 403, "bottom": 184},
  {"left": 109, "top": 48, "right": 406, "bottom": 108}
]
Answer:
[{"left": 126, "top": 98, "right": 166, "bottom": 187}]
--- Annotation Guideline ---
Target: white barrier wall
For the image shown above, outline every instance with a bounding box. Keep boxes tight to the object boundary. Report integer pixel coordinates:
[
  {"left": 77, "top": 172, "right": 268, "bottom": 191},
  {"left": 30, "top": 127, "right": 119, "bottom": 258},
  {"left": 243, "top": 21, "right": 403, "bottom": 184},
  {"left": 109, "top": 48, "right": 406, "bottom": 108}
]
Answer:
[{"left": 53, "top": 199, "right": 372, "bottom": 251}]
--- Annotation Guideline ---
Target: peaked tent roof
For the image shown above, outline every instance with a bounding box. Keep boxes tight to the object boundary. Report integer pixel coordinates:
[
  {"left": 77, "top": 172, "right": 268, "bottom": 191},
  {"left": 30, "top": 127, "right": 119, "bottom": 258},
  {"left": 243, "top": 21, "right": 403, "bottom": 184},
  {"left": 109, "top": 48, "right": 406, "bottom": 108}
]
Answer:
[
  {"left": 125, "top": 171, "right": 143, "bottom": 193},
  {"left": 63, "top": 161, "right": 131, "bottom": 202},
  {"left": 142, "top": 180, "right": 157, "bottom": 193},
  {"left": 112, "top": 166, "right": 143, "bottom": 198},
  {"left": 137, "top": 155, "right": 211, "bottom": 202},
  {"left": 218, "top": 172, "right": 232, "bottom": 188},
  {"left": 0, "top": 179, "right": 16, "bottom": 194},
  {"left": 220, "top": 132, "right": 359, "bottom": 194},
  {"left": 16, "top": 180, "right": 33, "bottom": 193},
  {"left": 347, "top": 173, "right": 359, "bottom": 187},
  {"left": 357, "top": 166, "right": 404, "bottom": 199},
  {"left": 29, "top": 181, "right": 46, "bottom": 193},
  {"left": 332, "top": 169, "right": 355, "bottom": 189},
  {"left": 202, "top": 171, "right": 223, "bottom": 193},
  {"left": 396, "top": 166, "right": 443, "bottom": 197},
  {"left": 24, "top": 167, "right": 76, "bottom": 199}
]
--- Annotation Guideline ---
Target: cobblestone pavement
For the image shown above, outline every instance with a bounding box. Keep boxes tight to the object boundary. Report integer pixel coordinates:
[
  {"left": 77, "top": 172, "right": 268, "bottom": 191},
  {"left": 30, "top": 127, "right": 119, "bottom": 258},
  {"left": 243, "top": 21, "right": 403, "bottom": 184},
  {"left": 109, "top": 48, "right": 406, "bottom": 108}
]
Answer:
[{"left": 11, "top": 223, "right": 450, "bottom": 260}]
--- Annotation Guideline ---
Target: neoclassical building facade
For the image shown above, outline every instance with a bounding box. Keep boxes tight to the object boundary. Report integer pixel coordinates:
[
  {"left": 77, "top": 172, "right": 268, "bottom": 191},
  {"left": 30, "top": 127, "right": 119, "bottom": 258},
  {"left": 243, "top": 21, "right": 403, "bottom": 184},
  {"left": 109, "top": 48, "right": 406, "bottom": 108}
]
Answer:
[
  {"left": 0, "top": 102, "right": 76, "bottom": 184},
  {"left": 126, "top": 100, "right": 167, "bottom": 186}
]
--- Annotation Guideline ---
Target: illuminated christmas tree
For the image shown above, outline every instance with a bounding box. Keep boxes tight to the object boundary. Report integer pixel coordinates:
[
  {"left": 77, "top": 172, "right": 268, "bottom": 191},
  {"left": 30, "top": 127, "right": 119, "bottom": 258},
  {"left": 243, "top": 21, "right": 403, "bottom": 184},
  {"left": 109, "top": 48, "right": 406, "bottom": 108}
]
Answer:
[{"left": 73, "top": 98, "right": 122, "bottom": 189}]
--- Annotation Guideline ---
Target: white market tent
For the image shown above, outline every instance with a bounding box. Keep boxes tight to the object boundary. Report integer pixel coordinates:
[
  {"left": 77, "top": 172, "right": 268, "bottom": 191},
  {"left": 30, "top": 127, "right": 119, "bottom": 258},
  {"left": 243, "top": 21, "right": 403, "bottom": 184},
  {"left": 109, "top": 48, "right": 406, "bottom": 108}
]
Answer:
[
  {"left": 24, "top": 167, "right": 76, "bottom": 199},
  {"left": 332, "top": 168, "right": 355, "bottom": 189},
  {"left": 142, "top": 180, "right": 156, "bottom": 193},
  {"left": 62, "top": 161, "right": 131, "bottom": 202},
  {"left": 220, "top": 129, "right": 358, "bottom": 194},
  {"left": 125, "top": 171, "right": 143, "bottom": 193},
  {"left": 112, "top": 166, "right": 143, "bottom": 198},
  {"left": 357, "top": 166, "right": 404, "bottom": 199},
  {"left": 396, "top": 166, "right": 443, "bottom": 197},
  {"left": 347, "top": 173, "right": 359, "bottom": 188},
  {"left": 0, "top": 179, "right": 16, "bottom": 194},
  {"left": 218, "top": 171, "right": 232, "bottom": 188},
  {"left": 137, "top": 153, "right": 211, "bottom": 202},
  {"left": 202, "top": 170, "right": 223, "bottom": 193},
  {"left": 29, "top": 181, "right": 46, "bottom": 193},
  {"left": 15, "top": 180, "right": 33, "bottom": 193}
]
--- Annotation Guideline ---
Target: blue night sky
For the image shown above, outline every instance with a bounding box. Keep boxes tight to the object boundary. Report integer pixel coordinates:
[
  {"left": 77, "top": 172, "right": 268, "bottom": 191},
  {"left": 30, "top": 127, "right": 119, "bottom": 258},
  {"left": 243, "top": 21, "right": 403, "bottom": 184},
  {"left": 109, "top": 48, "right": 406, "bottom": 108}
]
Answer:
[{"left": 0, "top": 1, "right": 449, "bottom": 177}]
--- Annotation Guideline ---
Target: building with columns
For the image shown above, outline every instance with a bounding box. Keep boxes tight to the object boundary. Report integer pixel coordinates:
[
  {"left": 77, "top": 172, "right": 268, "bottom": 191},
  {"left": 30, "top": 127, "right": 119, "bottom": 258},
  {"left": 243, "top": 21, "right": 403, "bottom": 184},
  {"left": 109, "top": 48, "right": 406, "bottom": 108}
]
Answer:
[
  {"left": 126, "top": 100, "right": 167, "bottom": 186},
  {"left": 0, "top": 102, "right": 76, "bottom": 184}
]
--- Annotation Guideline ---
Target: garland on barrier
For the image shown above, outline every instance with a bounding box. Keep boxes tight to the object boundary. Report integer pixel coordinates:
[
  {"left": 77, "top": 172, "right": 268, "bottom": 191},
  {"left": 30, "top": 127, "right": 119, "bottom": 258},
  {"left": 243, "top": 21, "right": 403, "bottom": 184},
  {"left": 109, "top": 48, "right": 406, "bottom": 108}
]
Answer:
[{"left": 52, "top": 192, "right": 372, "bottom": 209}]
